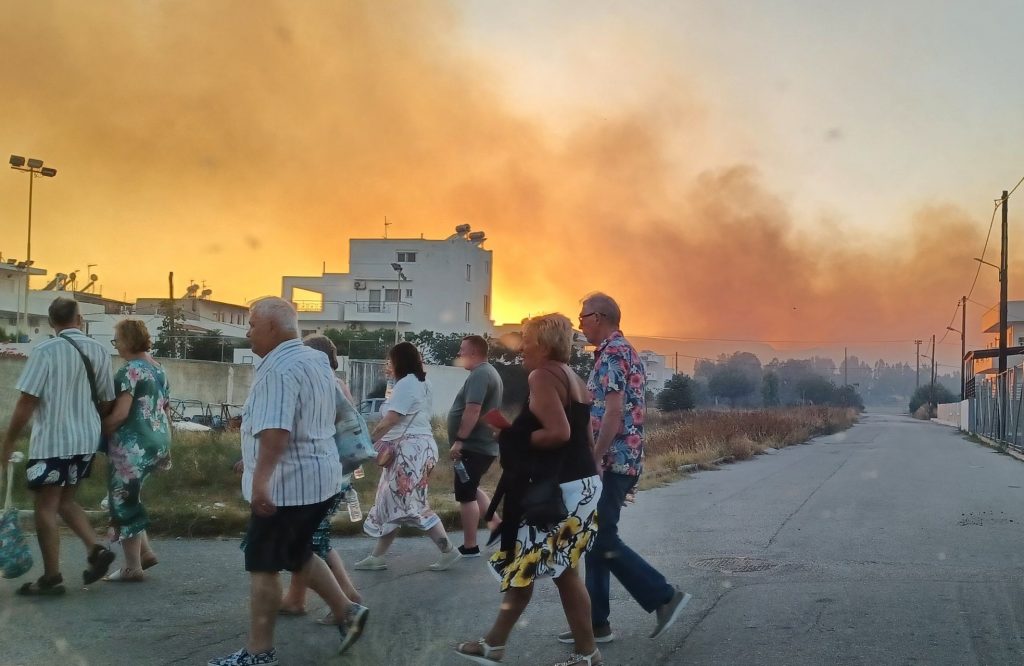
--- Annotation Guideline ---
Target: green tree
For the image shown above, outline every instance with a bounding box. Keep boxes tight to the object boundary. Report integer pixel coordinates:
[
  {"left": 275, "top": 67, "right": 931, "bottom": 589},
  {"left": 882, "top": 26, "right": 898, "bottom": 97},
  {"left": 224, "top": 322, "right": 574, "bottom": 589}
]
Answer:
[
  {"left": 323, "top": 326, "right": 398, "bottom": 359},
  {"left": 708, "top": 365, "right": 756, "bottom": 406},
  {"left": 762, "top": 371, "right": 781, "bottom": 407},
  {"left": 657, "top": 374, "right": 697, "bottom": 411},
  {"left": 153, "top": 300, "right": 189, "bottom": 358},
  {"left": 909, "top": 383, "right": 956, "bottom": 415},
  {"left": 795, "top": 375, "right": 836, "bottom": 405}
]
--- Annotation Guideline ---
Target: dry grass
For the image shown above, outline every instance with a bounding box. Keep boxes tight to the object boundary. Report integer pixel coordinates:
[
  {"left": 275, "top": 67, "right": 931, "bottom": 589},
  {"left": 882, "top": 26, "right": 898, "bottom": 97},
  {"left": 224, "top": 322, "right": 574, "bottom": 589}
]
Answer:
[{"left": 7, "top": 407, "right": 857, "bottom": 536}]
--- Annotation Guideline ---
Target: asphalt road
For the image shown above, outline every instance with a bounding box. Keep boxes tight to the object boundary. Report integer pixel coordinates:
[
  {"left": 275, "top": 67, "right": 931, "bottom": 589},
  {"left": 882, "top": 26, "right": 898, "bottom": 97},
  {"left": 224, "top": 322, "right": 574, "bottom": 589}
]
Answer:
[{"left": 4, "top": 411, "right": 1024, "bottom": 665}]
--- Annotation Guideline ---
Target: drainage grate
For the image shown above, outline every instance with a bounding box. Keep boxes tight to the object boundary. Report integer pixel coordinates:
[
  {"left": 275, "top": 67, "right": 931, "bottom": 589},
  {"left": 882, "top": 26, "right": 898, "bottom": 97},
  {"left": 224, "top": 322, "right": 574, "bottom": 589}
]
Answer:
[{"left": 689, "top": 556, "right": 777, "bottom": 573}]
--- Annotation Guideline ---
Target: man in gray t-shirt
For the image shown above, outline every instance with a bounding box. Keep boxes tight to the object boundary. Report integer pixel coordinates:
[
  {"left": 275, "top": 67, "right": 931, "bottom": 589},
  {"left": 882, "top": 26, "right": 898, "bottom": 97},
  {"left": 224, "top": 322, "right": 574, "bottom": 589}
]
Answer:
[{"left": 447, "top": 335, "right": 503, "bottom": 557}]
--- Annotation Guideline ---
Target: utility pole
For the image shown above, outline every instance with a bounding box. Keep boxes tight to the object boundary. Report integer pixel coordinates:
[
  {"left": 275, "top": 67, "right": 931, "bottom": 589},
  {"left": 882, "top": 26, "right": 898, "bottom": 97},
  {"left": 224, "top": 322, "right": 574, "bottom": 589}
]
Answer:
[
  {"left": 961, "top": 295, "right": 967, "bottom": 400},
  {"left": 674, "top": 351, "right": 679, "bottom": 374},
  {"left": 844, "top": 347, "right": 848, "bottom": 387},
  {"left": 168, "top": 272, "right": 176, "bottom": 358},
  {"left": 999, "top": 190, "right": 1009, "bottom": 439},
  {"left": 915, "top": 339, "right": 922, "bottom": 388},
  {"left": 930, "top": 335, "right": 936, "bottom": 410}
]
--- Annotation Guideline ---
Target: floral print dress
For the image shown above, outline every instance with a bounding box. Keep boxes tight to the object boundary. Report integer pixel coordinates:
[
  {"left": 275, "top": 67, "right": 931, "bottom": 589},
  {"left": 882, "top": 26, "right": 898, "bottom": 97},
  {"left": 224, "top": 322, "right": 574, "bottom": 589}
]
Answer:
[{"left": 107, "top": 359, "right": 172, "bottom": 540}]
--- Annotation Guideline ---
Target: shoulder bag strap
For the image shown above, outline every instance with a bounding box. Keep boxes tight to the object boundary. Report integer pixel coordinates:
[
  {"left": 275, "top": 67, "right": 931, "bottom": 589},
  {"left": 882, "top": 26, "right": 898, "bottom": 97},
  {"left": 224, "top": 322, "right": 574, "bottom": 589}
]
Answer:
[{"left": 60, "top": 333, "right": 102, "bottom": 414}]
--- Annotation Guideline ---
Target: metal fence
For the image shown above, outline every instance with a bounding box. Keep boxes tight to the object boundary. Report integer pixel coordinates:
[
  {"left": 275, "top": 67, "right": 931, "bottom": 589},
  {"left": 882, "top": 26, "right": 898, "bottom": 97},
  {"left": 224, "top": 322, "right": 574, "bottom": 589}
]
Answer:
[{"left": 972, "top": 365, "right": 1024, "bottom": 451}]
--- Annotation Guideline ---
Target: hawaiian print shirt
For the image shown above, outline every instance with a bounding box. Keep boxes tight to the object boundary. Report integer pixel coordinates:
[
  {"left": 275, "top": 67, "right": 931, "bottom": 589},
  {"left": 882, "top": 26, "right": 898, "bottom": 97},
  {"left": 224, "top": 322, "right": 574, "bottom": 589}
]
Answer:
[{"left": 587, "top": 331, "right": 646, "bottom": 477}]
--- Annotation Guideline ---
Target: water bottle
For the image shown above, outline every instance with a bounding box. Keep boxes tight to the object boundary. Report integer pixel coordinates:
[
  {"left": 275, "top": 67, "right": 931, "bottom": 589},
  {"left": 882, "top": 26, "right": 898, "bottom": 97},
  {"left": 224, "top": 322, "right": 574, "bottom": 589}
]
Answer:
[
  {"left": 347, "top": 491, "right": 363, "bottom": 522},
  {"left": 353, "top": 465, "right": 365, "bottom": 480},
  {"left": 454, "top": 460, "right": 470, "bottom": 484}
]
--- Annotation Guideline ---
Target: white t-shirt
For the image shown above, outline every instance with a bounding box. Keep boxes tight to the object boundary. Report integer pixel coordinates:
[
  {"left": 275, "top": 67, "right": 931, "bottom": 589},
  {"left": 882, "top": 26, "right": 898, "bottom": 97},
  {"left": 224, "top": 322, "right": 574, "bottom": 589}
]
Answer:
[{"left": 380, "top": 375, "right": 434, "bottom": 441}]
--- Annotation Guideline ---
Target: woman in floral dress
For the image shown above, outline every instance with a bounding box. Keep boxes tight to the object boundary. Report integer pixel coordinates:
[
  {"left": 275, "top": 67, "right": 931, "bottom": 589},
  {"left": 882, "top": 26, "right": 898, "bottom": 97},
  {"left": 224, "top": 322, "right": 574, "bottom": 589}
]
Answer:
[
  {"left": 101, "top": 319, "right": 172, "bottom": 582},
  {"left": 353, "top": 342, "right": 460, "bottom": 572},
  {"left": 455, "top": 314, "right": 603, "bottom": 666}
]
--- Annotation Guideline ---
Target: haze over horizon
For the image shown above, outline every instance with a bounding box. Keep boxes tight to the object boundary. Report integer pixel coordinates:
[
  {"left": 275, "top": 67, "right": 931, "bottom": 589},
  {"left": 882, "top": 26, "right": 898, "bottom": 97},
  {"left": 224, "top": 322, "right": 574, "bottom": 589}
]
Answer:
[{"left": 4, "top": 1, "right": 1024, "bottom": 370}]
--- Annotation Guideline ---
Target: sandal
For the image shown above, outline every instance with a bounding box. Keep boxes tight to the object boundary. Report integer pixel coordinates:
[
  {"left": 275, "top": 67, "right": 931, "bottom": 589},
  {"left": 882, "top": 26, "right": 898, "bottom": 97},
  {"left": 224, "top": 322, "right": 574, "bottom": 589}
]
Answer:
[
  {"left": 104, "top": 567, "right": 145, "bottom": 583},
  {"left": 454, "top": 639, "right": 505, "bottom": 665},
  {"left": 17, "top": 574, "right": 66, "bottom": 596},
  {"left": 83, "top": 545, "right": 116, "bottom": 584},
  {"left": 554, "top": 649, "right": 603, "bottom": 666}
]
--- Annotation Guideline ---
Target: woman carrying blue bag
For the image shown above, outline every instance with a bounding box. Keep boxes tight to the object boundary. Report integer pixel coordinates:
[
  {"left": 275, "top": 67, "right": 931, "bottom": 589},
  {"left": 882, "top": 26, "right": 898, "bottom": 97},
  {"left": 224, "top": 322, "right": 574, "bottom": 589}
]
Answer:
[{"left": 277, "top": 335, "right": 374, "bottom": 623}]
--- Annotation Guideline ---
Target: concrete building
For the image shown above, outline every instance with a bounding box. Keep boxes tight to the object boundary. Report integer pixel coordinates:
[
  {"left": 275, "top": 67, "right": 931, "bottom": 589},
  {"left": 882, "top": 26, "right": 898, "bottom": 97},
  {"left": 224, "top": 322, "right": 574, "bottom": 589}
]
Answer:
[
  {"left": 281, "top": 226, "right": 495, "bottom": 337},
  {"left": 975, "top": 302, "right": 1024, "bottom": 374},
  {"left": 640, "top": 349, "right": 674, "bottom": 394},
  {"left": 0, "top": 258, "right": 111, "bottom": 344}
]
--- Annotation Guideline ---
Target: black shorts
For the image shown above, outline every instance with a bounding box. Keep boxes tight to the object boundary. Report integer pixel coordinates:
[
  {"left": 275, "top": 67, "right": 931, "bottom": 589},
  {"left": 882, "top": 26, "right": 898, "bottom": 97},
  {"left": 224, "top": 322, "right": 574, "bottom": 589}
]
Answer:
[
  {"left": 25, "top": 454, "right": 94, "bottom": 490},
  {"left": 454, "top": 450, "right": 496, "bottom": 503},
  {"left": 243, "top": 494, "right": 338, "bottom": 573}
]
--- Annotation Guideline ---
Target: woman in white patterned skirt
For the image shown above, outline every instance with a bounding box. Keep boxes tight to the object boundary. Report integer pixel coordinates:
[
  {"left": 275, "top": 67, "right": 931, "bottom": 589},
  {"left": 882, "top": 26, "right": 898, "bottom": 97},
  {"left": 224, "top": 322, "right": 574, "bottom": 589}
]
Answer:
[{"left": 353, "top": 342, "right": 461, "bottom": 572}]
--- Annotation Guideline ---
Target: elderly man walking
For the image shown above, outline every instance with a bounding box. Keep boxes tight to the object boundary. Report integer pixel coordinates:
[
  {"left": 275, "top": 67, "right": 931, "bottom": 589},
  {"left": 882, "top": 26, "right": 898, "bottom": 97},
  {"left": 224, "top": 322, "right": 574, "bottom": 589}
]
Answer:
[
  {"left": 558, "top": 292, "right": 691, "bottom": 645},
  {"left": 209, "top": 297, "right": 368, "bottom": 666},
  {"left": 1, "top": 297, "right": 117, "bottom": 595},
  {"left": 447, "top": 334, "right": 503, "bottom": 559}
]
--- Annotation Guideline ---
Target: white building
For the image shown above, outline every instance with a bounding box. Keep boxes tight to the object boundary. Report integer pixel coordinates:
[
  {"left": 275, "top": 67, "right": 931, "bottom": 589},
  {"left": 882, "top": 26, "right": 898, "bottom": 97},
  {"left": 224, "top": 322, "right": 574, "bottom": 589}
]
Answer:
[
  {"left": 640, "top": 350, "right": 674, "bottom": 394},
  {"left": 975, "top": 302, "right": 1024, "bottom": 374},
  {"left": 0, "top": 259, "right": 109, "bottom": 344},
  {"left": 282, "top": 226, "right": 495, "bottom": 337}
]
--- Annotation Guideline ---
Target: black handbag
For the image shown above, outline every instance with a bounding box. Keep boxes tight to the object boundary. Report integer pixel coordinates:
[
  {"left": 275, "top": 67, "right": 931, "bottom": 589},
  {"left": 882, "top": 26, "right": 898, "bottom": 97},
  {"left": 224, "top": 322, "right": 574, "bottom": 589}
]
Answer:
[{"left": 521, "top": 475, "right": 568, "bottom": 528}]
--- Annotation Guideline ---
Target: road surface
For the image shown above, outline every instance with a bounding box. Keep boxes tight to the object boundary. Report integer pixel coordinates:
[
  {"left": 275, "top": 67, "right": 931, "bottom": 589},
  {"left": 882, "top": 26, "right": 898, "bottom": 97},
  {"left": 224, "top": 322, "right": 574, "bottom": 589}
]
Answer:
[{"left": 4, "top": 411, "right": 1024, "bottom": 665}]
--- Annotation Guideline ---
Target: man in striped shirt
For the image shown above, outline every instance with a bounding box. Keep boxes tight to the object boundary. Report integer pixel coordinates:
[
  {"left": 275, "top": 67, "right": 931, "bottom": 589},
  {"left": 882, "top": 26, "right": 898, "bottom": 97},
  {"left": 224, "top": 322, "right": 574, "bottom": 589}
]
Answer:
[
  {"left": 2, "top": 297, "right": 117, "bottom": 595},
  {"left": 209, "top": 297, "right": 368, "bottom": 666}
]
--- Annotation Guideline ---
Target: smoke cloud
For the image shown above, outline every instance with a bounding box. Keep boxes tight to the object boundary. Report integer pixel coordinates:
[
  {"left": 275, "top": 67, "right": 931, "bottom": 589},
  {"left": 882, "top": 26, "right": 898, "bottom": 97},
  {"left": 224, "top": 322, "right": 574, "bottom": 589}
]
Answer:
[{"left": 0, "top": 1, "right": 999, "bottom": 360}]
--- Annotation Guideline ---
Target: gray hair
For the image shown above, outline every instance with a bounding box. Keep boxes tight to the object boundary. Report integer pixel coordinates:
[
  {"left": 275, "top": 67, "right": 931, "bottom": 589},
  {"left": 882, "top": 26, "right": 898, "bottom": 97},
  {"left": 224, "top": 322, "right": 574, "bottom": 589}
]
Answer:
[
  {"left": 582, "top": 292, "right": 622, "bottom": 327},
  {"left": 250, "top": 296, "right": 299, "bottom": 334}
]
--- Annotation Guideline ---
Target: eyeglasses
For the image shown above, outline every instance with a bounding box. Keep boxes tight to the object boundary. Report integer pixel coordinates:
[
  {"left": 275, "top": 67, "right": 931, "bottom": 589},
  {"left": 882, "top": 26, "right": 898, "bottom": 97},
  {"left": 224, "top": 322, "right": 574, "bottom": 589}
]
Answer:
[
  {"left": 109, "top": 338, "right": 119, "bottom": 347},
  {"left": 578, "top": 312, "right": 600, "bottom": 323}
]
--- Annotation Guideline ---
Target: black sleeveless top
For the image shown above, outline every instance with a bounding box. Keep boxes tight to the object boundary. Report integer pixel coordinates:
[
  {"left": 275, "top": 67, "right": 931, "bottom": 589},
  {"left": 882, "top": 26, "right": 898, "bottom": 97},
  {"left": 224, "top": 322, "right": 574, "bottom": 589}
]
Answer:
[
  {"left": 487, "top": 366, "right": 598, "bottom": 552},
  {"left": 496, "top": 366, "right": 597, "bottom": 484}
]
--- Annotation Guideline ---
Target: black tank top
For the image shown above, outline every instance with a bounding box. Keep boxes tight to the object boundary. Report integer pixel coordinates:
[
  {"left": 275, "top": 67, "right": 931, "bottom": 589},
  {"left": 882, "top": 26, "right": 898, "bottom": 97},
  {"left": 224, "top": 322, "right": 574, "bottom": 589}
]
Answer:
[{"left": 509, "top": 366, "right": 597, "bottom": 483}]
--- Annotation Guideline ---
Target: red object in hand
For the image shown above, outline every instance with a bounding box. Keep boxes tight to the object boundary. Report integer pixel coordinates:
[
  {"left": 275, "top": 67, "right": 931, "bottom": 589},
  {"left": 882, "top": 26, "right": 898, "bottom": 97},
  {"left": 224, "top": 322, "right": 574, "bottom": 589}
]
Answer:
[{"left": 482, "top": 409, "right": 512, "bottom": 430}]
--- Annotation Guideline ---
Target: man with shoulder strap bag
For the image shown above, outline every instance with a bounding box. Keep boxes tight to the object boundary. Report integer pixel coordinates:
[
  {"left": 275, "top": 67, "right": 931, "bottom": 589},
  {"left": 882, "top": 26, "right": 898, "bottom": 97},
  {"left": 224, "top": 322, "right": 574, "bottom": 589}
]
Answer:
[{"left": 1, "top": 298, "right": 117, "bottom": 596}]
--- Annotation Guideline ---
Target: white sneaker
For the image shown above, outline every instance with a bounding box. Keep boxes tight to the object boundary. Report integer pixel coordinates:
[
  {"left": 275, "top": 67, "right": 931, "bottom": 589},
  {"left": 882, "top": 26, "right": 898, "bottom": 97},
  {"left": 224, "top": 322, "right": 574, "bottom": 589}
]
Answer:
[
  {"left": 428, "top": 548, "right": 461, "bottom": 571},
  {"left": 353, "top": 555, "right": 387, "bottom": 571}
]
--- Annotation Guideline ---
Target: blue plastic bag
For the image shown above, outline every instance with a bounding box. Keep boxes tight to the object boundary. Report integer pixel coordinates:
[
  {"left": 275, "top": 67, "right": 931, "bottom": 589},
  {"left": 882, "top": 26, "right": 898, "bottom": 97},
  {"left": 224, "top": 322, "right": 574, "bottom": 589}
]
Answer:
[
  {"left": 334, "top": 385, "right": 375, "bottom": 471},
  {"left": 0, "top": 462, "right": 32, "bottom": 579}
]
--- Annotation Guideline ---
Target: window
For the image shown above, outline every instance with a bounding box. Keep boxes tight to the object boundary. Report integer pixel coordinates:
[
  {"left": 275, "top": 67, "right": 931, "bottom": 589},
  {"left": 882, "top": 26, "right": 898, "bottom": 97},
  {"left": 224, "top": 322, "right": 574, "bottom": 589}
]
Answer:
[
  {"left": 396, "top": 251, "right": 417, "bottom": 263},
  {"left": 465, "top": 302, "right": 471, "bottom": 322},
  {"left": 405, "top": 289, "right": 413, "bottom": 298},
  {"left": 466, "top": 264, "right": 472, "bottom": 281},
  {"left": 384, "top": 289, "right": 400, "bottom": 302},
  {"left": 484, "top": 294, "right": 490, "bottom": 316}
]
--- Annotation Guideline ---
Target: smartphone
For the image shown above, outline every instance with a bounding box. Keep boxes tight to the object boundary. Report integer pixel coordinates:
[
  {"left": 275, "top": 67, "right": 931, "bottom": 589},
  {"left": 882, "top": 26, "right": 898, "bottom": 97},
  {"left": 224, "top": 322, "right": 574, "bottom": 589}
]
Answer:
[{"left": 482, "top": 408, "right": 512, "bottom": 430}]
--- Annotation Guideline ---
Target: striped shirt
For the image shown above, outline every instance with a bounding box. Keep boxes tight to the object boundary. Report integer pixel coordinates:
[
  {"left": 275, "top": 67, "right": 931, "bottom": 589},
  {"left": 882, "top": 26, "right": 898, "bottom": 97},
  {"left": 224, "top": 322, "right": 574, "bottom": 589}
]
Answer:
[
  {"left": 15, "top": 328, "right": 115, "bottom": 459},
  {"left": 240, "top": 338, "right": 342, "bottom": 506}
]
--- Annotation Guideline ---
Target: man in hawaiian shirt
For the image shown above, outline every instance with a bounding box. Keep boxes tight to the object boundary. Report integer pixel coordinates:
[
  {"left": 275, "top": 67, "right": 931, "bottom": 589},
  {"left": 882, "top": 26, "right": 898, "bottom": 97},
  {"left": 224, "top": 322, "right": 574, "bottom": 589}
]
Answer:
[{"left": 557, "top": 292, "right": 691, "bottom": 646}]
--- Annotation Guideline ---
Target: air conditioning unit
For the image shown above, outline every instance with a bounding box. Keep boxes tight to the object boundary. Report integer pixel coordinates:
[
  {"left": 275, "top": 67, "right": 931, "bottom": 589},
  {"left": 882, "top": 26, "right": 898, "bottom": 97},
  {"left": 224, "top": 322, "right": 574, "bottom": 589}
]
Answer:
[{"left": 354, "top": 280, "right": 367, "bottom": 290}]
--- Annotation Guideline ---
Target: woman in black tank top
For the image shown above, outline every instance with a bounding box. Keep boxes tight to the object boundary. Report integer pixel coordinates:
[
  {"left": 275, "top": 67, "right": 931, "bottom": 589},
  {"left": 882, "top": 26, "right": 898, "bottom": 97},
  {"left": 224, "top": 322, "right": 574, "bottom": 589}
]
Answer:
[{"left": 455, "top": 314, "right": 604, "bottom": 666}]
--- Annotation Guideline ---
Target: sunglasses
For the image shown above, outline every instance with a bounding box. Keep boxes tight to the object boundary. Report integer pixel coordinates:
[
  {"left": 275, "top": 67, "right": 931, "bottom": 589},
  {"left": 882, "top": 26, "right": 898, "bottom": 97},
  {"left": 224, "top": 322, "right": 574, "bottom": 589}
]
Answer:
[{"left": 578, "top": 312, "right": 601, "bottom": 323}]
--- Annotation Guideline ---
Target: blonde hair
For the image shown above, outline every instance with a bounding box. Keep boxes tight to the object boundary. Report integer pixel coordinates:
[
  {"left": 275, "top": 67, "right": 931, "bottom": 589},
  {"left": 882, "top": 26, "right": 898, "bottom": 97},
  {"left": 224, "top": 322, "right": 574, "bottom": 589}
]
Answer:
[
  {"left": 523, "top": 313, "right": 573, "bottom": 363},
  {"left": 115, "top": 319, "right": 152, "bottom": 353}
]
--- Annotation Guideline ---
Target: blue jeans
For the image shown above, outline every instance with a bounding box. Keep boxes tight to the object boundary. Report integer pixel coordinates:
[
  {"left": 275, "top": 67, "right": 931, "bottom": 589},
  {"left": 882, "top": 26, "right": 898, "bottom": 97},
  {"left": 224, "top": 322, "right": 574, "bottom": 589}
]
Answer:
[{"left": 586, "top": 472, "right": 674, "bottom": 627}]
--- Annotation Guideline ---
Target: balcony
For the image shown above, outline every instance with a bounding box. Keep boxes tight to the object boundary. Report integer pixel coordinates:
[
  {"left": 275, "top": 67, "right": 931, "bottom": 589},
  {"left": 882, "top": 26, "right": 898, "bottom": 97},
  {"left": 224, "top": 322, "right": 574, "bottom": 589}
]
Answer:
[
  {"left": 972, "top": 353, "right": 1024, "bottom": 375},
  {"left": 292, "top": 300, "right": 343, "bottom": 321},
  {"left": 343, "top": 301, "right": 413, "bottom": 324}
]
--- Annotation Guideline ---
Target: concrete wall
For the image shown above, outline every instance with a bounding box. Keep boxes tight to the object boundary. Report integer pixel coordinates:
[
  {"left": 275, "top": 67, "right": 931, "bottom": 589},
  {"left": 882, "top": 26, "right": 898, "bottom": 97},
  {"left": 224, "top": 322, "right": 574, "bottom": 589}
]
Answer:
[
  {"left": 936, "top": 401, "right": 963, "bottom": 429},
  {"left": 0, "top": 356, "right": 255, "bottom": 423}
]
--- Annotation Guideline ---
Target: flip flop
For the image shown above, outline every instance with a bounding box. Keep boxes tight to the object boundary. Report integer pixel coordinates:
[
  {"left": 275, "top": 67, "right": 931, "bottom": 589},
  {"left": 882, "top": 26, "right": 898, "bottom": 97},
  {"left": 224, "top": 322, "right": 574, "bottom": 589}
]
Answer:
[
  {"left": 17, "top": 575, "right": 66, "bottom": 596},
  {"left": 83, "top": 545, "right": 116, "bottom": 585}
]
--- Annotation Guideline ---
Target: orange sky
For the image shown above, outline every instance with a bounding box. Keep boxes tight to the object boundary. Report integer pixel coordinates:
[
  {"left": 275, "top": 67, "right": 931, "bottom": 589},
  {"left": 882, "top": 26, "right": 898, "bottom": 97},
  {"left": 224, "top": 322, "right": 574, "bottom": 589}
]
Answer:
[{"left": 0, "top": 1, "right": 1013, "bottom": 365}]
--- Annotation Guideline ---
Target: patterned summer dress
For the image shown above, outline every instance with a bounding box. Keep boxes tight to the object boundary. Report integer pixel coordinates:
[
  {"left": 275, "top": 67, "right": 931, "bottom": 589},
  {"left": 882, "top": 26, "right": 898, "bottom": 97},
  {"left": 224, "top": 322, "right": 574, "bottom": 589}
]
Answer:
[{"left": 107, "top": 359, "right": 172, "bottom": 540}]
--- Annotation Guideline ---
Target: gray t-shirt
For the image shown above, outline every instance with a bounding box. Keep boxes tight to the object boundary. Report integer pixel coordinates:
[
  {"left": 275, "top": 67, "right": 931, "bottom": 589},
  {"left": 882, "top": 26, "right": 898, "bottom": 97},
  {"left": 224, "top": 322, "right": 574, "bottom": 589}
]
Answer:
[{"left": 447, "top": 362, "right": 503, "bottom": 456}]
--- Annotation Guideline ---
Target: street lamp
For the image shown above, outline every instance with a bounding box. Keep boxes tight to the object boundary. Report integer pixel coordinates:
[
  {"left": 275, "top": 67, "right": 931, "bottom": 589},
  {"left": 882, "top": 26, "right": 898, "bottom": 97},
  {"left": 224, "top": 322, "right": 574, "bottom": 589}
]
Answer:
[
  {"left": 10, "top": 154, "right": 57, "bottom": 340},
  {"left": 390, "top": 262, "right": 408, "bottom": 344}
]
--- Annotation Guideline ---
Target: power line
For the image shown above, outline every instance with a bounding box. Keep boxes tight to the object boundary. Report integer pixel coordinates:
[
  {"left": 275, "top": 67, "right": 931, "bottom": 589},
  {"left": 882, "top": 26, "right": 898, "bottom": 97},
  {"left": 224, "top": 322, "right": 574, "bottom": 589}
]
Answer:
[
  {"left": 638, "top": 334, "right": 918, "bottom": 345},
  {"left": 1007, "top": 173, "right": 1024, "bottom": 200},
  {"left": 937, "top": 299, "right": 962, "bottom": 345}
]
